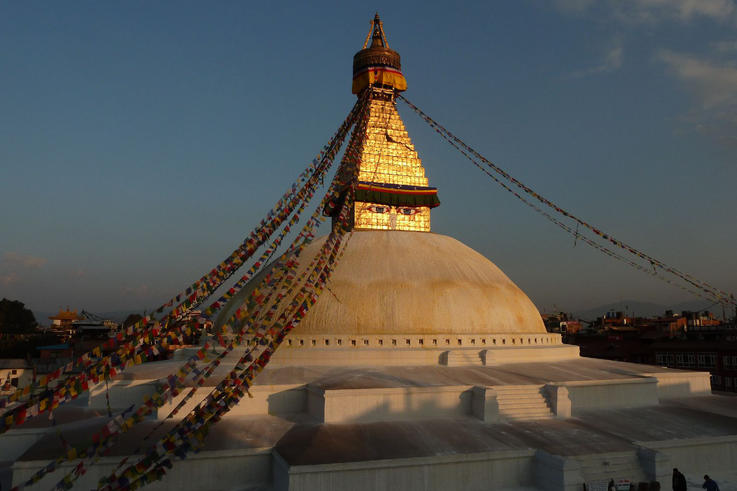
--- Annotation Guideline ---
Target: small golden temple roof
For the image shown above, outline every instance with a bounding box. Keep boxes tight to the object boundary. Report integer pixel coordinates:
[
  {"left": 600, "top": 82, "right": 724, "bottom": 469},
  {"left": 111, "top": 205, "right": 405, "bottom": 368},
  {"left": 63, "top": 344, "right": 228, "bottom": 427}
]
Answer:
[{"left": 49, "top": 307, "right": 80, "bottom": 321}]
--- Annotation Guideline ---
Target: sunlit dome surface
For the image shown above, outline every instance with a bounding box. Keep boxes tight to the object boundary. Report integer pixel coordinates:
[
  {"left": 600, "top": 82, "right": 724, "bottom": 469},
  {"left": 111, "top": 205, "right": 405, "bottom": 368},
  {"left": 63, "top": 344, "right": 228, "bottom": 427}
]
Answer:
[{"left": 240, "top": 230, "right": 547, "bottom": 337}]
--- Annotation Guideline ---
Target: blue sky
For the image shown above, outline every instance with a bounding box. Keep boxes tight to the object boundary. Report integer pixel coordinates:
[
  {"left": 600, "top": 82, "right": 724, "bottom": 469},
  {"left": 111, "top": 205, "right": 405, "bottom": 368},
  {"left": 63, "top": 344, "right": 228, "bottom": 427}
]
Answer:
[{"left": 1, "top": 1, "right": 736, "bottom": 317}]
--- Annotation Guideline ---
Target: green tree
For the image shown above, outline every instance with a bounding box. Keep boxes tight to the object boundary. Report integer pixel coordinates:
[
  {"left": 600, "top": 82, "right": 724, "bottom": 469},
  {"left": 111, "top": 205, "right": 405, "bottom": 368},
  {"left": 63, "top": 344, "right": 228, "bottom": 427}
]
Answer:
[
  {"left": 0, "top": 298, "right": 37, "bottom": 333},
  {"left": 123, "top": 313, "right": 143, "bottom": 328}
]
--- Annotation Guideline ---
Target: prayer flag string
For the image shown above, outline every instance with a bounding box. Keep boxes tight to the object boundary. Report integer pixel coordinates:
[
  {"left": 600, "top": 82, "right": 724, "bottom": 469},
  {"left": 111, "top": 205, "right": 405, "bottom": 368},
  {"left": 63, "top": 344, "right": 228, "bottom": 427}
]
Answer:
[
  {"left": 398, "top": 94, "right": 735, "bottom": 307},
  {"left": 0, "top": 97, "right": 364, "bottom": 436}
]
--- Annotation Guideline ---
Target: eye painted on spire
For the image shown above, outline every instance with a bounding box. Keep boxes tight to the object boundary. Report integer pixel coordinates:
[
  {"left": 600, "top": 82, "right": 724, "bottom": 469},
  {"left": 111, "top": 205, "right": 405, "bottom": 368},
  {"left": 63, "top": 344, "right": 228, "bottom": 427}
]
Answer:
[{"left": 368, "top": 204, "right": 390, "bottom": 214}]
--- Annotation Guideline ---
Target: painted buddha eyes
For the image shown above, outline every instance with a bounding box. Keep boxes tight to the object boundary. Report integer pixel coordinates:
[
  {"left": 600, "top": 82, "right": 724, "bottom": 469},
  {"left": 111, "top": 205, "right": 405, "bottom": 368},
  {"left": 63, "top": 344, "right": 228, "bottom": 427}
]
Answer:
[
  {"left": 367, "top": 205, "right": 419, "bottom": 216},
  {"left": 368, "top": 205, "right": 390, "bottom": 214}
]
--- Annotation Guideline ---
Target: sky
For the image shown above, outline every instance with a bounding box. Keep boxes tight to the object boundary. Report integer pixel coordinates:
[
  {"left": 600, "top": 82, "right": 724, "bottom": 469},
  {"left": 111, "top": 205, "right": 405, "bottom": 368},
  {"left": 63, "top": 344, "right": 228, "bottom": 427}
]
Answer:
[{"left": 1, "top": 1, "right": 736, "bottom": 319}]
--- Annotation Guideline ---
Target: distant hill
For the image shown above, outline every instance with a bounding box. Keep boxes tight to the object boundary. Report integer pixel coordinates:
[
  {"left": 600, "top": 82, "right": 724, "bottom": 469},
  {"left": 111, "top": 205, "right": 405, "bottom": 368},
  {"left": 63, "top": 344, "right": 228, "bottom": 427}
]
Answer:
[{"left": 572, "top": 299, "right": 720, "bottom": 322}]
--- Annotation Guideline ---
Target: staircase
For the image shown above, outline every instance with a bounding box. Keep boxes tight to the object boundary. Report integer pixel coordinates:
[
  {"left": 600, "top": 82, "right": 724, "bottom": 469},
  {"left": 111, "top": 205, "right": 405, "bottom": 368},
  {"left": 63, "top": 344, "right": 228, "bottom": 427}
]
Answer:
[{"left": 494, "top": 385, "right": 554, "bottom": 421}]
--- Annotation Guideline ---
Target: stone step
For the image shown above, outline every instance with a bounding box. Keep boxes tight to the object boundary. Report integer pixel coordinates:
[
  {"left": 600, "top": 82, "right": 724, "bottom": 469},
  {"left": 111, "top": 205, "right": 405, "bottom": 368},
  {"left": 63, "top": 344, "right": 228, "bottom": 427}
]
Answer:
[
  {"left": 503, "top": 414, "right": 554, "bottom": 421},
  {"left": 499, "top": 412, "right": 553, "bottom": 419},
  {"left": 495, "top": 385, "right": 553, "bottom": 421},
  {"left": 499, "top": 405, "right": 552, "bottom": 414},
  {"left": 494, "top": 386, "right": 545, "bottom": 393},
  {"left": 498, "top": 400, "right": 549, "bottom": 407},
  {"left": 497, "top": 393, "right": 546, "bottom": 399},
  {"left": 496, "top": 393, "right": 546, "bottom": 400},
  {"left": 500, "top": 412, "right": 553, "bottom": 419}
]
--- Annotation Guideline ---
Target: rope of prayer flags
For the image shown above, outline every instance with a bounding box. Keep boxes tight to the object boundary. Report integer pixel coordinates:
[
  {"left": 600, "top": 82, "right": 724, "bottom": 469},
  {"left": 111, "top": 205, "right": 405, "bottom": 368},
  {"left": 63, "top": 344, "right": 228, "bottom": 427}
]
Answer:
[
  {"left": 0, "top": 98, "right": 363, "bottom": 435},
  {"left": 108, "top": 199, "right": 354, "bottom": 491},
  {"left": 9, "top": 102, "right": 368, "bottom": 491},
  {"left": 14, "top": 91, "right": 369, "bottom": 491},
  {"left": 93, "top": 234, "right": 320, "bottom": 490},
  {"left": 32, "top": 93, "right": 367, "bottom": 491},
  {"left": 69, "top": 197, "right": 330, "bottom": 489},
  {"left": 411, "top": 106, "right": 717, "bottom": 304},
  {"left": 10, "top": 346, "right": 207, "bottom": 491},
  {"left": 398, "top": 94, "right": 736, "bottom": 307},
  {"left": 101, "top": 94, "right": 370, "bottom": 491}
]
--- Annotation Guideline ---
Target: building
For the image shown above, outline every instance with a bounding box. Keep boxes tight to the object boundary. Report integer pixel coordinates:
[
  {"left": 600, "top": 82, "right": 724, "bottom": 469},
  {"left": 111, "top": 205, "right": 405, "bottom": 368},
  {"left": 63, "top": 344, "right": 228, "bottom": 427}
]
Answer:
[
  {"left": 47, "top": 307, "right": 81, "bottom": 338},
  {"left": 652, "top": 327, "right": 737, "bottom": 393},
  {"left": 0, "top": 359, "right": 32, "bottom": 395},
  {"left": 570, "top": 314, "right": 737, "bottom": 394},
  {"left": 4, "top": 15, "right": 737, "bottom": 491}
]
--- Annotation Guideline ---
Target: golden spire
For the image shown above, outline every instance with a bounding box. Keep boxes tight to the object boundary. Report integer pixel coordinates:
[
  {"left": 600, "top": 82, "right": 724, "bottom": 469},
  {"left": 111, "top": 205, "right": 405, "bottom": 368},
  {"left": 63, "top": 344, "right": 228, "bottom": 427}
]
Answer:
[{"left": 348, "top": 15, "right": 440, "bottom": 232}]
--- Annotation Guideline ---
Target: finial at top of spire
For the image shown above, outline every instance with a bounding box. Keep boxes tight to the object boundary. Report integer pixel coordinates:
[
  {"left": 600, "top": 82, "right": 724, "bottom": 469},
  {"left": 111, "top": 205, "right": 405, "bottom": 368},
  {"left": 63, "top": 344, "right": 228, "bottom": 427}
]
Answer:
[
  {"left": 353, "top": 14, "right": 407, "bottom": 94},
  {"left": 362, "top": 12, "right": 389, "bottom": 49}
]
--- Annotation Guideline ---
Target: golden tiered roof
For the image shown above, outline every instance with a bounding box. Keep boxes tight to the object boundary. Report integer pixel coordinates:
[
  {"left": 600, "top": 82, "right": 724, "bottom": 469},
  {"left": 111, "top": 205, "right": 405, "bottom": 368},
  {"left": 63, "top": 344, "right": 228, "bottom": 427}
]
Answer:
[{"left": 49, "top": 307, "right": 80, "bottom": 322}]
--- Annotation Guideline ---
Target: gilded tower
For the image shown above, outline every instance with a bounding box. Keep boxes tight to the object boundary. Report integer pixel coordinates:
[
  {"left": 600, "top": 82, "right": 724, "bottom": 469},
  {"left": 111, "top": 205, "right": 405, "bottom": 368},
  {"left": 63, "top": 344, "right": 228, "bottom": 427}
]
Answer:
[{"left": 349, "top": 14, "right": 439, "bottom": 232}]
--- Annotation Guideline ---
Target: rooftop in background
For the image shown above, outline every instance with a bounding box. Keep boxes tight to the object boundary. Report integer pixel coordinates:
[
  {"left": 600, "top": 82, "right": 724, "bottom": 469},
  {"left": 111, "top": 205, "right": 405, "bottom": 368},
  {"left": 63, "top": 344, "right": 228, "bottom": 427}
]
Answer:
[
  {"left": 48, "top": 308, "right": 80, "bottom": 322},
  {"left": 0, "top": 359, "right": 32, "bottom": 370}
]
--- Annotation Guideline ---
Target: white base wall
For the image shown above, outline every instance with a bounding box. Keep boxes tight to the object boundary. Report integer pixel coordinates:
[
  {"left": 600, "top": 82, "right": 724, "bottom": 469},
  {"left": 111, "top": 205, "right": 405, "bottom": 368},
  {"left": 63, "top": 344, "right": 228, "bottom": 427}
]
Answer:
[
  {"left": 274, "top": 450, "right": 536, "bottom": 491},
  {"left": 12, "top": 448, "right": 272, "bottom": 491}
]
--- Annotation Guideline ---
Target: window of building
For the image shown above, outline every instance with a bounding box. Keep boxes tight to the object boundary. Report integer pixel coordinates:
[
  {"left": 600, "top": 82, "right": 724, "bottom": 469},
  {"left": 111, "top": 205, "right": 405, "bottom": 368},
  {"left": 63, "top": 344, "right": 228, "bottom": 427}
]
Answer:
[
  {"left": 726, "top": 377, "right": 733, "bottom": 388},
  {"left": 698, "top": 353, "right": 706, "bottom": 366},
  {"left": 676, "top": 353, "right": 685, "bottom": 366},
  {"left": 687, "top": 353, "right": 696, "bottom": 366}
]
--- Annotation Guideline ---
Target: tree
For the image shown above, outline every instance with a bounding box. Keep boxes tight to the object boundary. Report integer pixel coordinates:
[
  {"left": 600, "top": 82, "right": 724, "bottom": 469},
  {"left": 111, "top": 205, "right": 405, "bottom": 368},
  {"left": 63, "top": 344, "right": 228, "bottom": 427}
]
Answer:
[
  {"left": 122, "top": 313, "right": 143, "bottom": 329},
  {"left": 0, "top": 298, "right": 37, "bottom": 333}
]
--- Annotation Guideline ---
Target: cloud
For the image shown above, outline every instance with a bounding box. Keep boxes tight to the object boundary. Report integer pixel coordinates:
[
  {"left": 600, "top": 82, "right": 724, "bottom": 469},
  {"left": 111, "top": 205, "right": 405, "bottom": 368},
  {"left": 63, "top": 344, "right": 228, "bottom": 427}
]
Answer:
[
  {"left": 570, "top": 43, "right": 624, "bottom": 78},
  {"left": 553, "top": 0, "right": 737, "bottom": 24},
  {"left": 713, "top": 40, "right": 737, "bottom": 53},
  {"left": 2, "top": 252, "right": 47, "bottom": 269},
  {"left": 659, "top": 49, "right": 737, "bottom": 144},
  {"left": 0, "top": 272, "right": 19, "bottom": 286},
  {"left": 553, "top": 0, "right": 594, "bottom": 14},
  {"left": 658, "top": 0, "right": 736, "bottom": 21},
  {"left": 659, "top": 50, "right": 737, "bottom": 108}
]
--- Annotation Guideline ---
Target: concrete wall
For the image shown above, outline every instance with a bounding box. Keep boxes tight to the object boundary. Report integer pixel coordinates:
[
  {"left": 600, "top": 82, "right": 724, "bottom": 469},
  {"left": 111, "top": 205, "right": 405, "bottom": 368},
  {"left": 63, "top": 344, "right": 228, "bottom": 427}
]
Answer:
[
  {"left": 535, "top": 450, "right": 651, "bottom": 491},
  {"left": 0, "top": 427, "right": 49, "bottom": 462},
  {"left": 12, "top": 448, "right": 272, "bottom": 491},
  {"left": 649, "top": 371, "right": 712, "bottom": 399},
  {"left": 637, "top": 435, "right": 737, "bottom": 481},
  {"left": 309, "top": 385, "right": 474, "bottom": 423},
  {"left": 89, "top": 379, "right": 158, "bottom": 411},
  {"left": 551, "top": 378, "right": 659, "bottom": 415},
  {"left": 275, "top": 450, "right": 536, "bottom": 491},
  {"left": 534, "top": 450, "right": 583, "bottom": 491},
  {"left": 156, "top": 384, "right": 305, "bottom": 420}
]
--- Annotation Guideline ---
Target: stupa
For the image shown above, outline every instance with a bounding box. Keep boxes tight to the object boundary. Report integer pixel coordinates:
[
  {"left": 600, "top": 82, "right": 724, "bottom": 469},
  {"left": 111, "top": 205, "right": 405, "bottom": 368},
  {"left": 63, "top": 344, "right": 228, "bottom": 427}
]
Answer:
[{"left": 5, "top": 14, "right": 737, "bottom": 491}]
